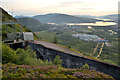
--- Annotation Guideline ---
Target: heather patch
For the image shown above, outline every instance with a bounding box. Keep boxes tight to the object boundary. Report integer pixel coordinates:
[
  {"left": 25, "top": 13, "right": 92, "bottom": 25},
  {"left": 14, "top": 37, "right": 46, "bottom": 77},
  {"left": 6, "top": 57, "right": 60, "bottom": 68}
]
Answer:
[{"left": 2, "top": 63, "right": 114, "bottom": 79}]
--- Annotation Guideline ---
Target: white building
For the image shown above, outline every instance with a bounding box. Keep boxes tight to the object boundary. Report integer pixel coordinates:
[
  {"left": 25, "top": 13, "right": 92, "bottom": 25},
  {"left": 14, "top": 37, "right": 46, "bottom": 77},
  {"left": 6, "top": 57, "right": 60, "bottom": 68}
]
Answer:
[{"left": 6, "top": 32, "right": 33, "bottom": 41}]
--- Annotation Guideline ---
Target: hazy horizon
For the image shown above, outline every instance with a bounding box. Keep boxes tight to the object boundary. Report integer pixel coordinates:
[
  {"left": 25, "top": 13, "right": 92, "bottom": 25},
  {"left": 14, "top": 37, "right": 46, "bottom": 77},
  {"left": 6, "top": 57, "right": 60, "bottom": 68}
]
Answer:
[{"left": 1, "top": 0, "right": 119, "bottom": 17}]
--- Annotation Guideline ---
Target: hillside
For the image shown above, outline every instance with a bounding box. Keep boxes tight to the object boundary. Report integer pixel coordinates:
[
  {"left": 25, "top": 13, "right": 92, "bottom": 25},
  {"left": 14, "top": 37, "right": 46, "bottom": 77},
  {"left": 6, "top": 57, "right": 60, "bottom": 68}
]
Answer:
[
  {"left": 17, "top": 17, "right": 42, "bottom": 26},
  {"left": 74, "top": 15, "right": 97, "bottom": 18},
  {"left": 0, "top": 7, "right": 16, "bottom": 22},
  {"left": 0, "top": 7, "right": 38, "bottom": 40},
  {"left": 2, "top": 63, "right": 114, "bottom": 79},
  {"left": 17, "top": 17, "right": 55, "bottom": 32},
  {"left": 33, "top": 13, "right": 97, "bottom": 24},
  {"left": 99, "top": 14, "right": 119, "bottom": 23}
]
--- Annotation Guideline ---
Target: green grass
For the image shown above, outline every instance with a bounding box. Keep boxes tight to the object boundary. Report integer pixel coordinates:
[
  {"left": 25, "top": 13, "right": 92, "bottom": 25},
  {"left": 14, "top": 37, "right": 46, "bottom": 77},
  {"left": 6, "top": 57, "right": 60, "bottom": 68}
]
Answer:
[
  {"left": 36, "top": 32, "right": 56, "bottom": 42},
  {"left": 36, "top": 31, "right": 96, "bottom": 55}
]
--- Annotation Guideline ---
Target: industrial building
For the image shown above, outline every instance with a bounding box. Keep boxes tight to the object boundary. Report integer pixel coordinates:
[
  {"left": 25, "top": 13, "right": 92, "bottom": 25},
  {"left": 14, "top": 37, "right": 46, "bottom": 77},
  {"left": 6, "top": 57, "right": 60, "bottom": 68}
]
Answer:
[
  {"left": 6, "top": 32, "right": 33, "bottom": 42},
  {"left": 72, "top": 34, "right": 108, "bottom": 42}
]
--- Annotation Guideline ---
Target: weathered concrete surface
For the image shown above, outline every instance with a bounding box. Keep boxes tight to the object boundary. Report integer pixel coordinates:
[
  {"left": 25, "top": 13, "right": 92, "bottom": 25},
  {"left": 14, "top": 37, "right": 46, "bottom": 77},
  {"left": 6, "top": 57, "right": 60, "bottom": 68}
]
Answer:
[{"left": 33, "top": 40, "right": 85, "bottom": 57}]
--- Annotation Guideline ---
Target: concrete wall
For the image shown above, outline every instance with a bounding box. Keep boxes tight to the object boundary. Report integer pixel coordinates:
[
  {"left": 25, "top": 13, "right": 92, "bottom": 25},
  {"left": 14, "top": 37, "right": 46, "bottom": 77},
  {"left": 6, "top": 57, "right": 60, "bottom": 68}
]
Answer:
[{"left": 27, "top": 41, "right": 120, "bottom": 79}]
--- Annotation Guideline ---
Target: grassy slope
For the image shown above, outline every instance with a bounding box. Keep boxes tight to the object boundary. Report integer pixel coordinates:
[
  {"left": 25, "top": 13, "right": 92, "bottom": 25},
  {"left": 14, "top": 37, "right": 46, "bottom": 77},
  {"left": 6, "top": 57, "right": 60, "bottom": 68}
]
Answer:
[
  {"left": 0, "top": 7, "right": 39, "bottom": 40},
  {"left": 17, "top": 17, "right": 55, "bottom": 32},
  {"left": 36, "top": 31, "right": 96, "bottom": 54},
  {"left": 2, "top": 63, "right": 114, "bottom": 79},
  {"left": 0, "top": 7, "right": 16, "bottom": 22}
]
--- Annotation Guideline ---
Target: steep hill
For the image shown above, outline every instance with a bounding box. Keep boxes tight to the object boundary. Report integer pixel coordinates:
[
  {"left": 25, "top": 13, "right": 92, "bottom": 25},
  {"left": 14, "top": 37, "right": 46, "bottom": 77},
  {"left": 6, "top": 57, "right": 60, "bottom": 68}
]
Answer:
[
  {"left": 0, "top": 7, "right": 16, "bottom": 22},
  {"left": 17, "top": 17, "right": 55, "bottom": 32},
  {"left": 0, "top": 7, "right": 38, "bottom": 40},
  {"left": 17, "top": 17, "right": 41, "bottom": 26},
  {"left": 33, "top": 13, "right": 97, "bottom": 24}
]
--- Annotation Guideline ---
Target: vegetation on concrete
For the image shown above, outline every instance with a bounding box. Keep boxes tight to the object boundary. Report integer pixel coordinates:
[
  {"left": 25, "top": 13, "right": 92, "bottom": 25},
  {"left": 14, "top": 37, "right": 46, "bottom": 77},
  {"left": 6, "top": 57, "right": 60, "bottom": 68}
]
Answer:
[{"left": 53, "top": 55, "right": 62, "bottom": 65}]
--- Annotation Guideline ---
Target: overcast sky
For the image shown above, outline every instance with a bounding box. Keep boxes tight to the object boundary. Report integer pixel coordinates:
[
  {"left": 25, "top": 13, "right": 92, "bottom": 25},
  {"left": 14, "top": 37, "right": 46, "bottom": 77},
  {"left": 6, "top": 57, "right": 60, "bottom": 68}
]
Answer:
[{"left": 0, "top": 0, "right": 119, "bottom": 16}]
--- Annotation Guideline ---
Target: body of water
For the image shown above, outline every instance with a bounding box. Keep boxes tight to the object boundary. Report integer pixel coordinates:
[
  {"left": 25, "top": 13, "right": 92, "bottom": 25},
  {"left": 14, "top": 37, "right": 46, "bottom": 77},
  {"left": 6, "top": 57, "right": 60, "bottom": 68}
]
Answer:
[{"left": 66, "top": 21, "right": 117, "bottom": 26}]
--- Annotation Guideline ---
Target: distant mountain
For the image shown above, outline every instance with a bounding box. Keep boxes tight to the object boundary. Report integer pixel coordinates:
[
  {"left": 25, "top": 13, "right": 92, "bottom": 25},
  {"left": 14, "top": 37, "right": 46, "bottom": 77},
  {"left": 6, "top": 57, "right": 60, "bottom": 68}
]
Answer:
[
  {"left": 17, "top": 17, "right": 42, "bottom": 29},
  {"left": 33, "top": 13, "right": 97, "bottom": 24},
  {"left": 74, "top": 15, "right": 97, "bottom": 18},
  {"left": 14, "top": 15, "right": 28, "bottom": 18},
  {"left": 17, "top": 17, "right": 55, "bottom": 32},
  {"left": 99, "top": 14, "right": 119, "bottom": 23}
]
